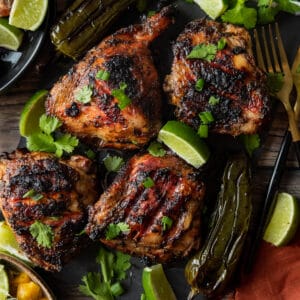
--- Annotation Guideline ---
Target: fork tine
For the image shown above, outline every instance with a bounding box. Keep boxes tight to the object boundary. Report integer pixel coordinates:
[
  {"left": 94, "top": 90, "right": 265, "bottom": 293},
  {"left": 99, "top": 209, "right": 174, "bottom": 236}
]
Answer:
[
  {"left": 268, "top": 24, "right": 281, "bottom": 73},
  {"left": 261, "top": 27, "right": 274, "bottom": 73},
  {"left": 275, "top": 22, "right": 291, "bottom": 75},
  {"left": 254, "top": 29, "right": 266, "bottom": 71}
]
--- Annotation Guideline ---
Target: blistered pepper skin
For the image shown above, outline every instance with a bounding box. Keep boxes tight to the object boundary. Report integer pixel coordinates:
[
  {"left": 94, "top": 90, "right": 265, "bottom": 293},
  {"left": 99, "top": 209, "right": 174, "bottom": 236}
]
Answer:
[{"left": 185, "top": 154, "right": 252, "bottom": 298}]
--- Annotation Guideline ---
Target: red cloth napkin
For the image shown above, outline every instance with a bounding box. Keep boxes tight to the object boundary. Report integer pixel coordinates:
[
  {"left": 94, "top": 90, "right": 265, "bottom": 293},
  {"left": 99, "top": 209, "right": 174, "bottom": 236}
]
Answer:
[{"left": 234, "top": 229, "right": 300, "bottom": 300}]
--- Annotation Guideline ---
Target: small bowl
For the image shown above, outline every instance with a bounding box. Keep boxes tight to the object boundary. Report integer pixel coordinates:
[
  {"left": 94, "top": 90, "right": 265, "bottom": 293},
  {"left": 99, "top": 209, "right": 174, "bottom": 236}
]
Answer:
[{"left": 0, "top": 252, "right": 56, "bottom": 300}]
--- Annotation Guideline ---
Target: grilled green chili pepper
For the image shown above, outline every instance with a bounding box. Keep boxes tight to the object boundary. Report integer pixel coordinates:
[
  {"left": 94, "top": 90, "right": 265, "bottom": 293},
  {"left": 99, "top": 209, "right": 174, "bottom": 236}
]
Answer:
[
  {"left": 50, "top": 0, "right": 136, "bottom": 60},
  {"left": 185, "top": 154, "right": 252, "bottom": 298}
]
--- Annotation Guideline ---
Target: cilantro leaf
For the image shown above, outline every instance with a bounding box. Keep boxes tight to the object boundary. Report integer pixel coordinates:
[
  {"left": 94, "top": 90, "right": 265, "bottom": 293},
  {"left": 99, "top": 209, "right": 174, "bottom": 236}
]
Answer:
[
  {"left": 240, "top": 134, "right": 260, "bottom": 156},
  {"left": 221, "top": 0, "right": 257, "bottom": 29},
  {"left": 111, "top": 83, "right": 132, "bottom": 110},
  {"left": 26, "top": 132, "right": 56, "bottom": 153},
  {"left": 187, "top": 43, "right": 217, "bottom": 61},
  {"left": 208, "top": 96, "right": 220, "bottom": 105},
  {"left": 161, "top": 216, "right": 173, "bottom": 231},
  {"left": 103, "top": 155, "right": 124, "bottom": 172},
  {"left": 114, "top": 252, "right": 131, "bottom": 281},
  {"left": 147, "top": 141, "right": 166, "bottom": 157},
  {"left": 39, "top": 114, "right": 62, "bottom": 135},
  {"left": 142, "top": 177, "right": 154, "bottom": 188},
  {"left": 217, "top": 38, "right": 227, "bottom": 50},
  {"left": 96, "top": 69, "right": 110, "bottom": 81},
  {"left": 75, "top": 85, "right": 93, "bottom": 104},
  {"left": 277, "top": 0, "right": 300, "bottom": 14},
  {"left": 54, "top": 134, "right": 79, "bottom": 158},
  {"left": 29, "top": 221, "right": 54, "bottom": 248},
  {"left": 105, "top": 223, "right": 130, "bottom": 240},
  {"left": 22, "top": 189, "right": 43, "bottom": 201},
  {"left": 195, "top": 78, "right": 204, "bottom": 92}
]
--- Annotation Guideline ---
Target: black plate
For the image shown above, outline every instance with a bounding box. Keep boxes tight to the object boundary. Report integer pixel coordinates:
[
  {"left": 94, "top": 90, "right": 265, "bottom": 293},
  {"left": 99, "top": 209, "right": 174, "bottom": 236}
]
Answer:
[
  {"left": 3, "top": 1, "right": 300, "bottom": 300},
  {"left": 0, "top": 4, "right": 51, "bottom": 93}
]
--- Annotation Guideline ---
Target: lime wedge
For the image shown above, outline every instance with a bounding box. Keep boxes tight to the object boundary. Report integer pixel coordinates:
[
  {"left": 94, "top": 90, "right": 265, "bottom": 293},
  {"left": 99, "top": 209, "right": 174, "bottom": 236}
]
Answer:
[
  {"left": 158, "top": 121, "right": 210, "bottom": 168},
  {"left": 19, "top": 90, "right": 48, "bottom": 137},
  {"left": 194, "top": 0, "right": 228, "bottom": 19},
  {"left": 263, "top": 192, "right": 300, "bottom": 247},
  {"left": 0, "top": 222, "right": 31, "bottom": 264},
  {"left": 0, "top": 264, "right": 9, "bottom": 300},
  {"left": 0, "top": 18, "right": 23, "bottom": 51},
  {"left": 9, "top": 0, "right": 48, "bottom": 31},
  {"left": 142, "top": 264, "right": 177, "bottom": 300}
]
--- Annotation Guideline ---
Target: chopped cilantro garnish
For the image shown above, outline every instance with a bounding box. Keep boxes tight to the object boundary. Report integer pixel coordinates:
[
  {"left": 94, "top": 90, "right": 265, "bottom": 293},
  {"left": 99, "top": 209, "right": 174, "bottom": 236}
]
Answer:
[
  {"left": 198, "top": 124, "right": 209, "bottom": 138},
  {"left": 39, "top": 114, "right": 62, "bottom": 135},
  {"left": 29, "top": 221, "right": 54, "bottom": 248},
  {"left": 22, "top": 189, "right": 43, "bottom": 201},
  {"left": 199, "top": 111, "right": 214, "bottom": 124},
  {"left": 195, "top": 78, "right": 205, "bottom": 92},
  {"left": 240, "top": 134, "right": 260, "bottom": 156},
  {"left": 111, "top": 82, "right": 132, "bottom": 110},
  {"left": 96, "top": 69, "right": 110, "bottom": 81},
  {"left": 147, "top": 10, "right": 156, "bottom": 17},
  {"left": 105, "top": 222, "right": 130, "bottom": 240},
  {"left": 85, "top": 149, "right": 96, "bottom": 160},
  {"left": 103, "top": 155, "right": 124, "bottom": 172},
  {"left": 187, "top": 43, "right": 217, "bottom": 61},
  {"left": 208, "top": 96, "right": 220, "bottom": 105},
  {"left": 142, "top": 177, "right": 154, "bottom": 188},
  {"left": 147, "top": 141, "right": 166, "bottom": 157},
  {"left": 161, "top": 216, "right": 173, "bottom": 231},
  {"left": 75, "top": 85, "right": 93, "bottom": 104},
  {"left": 217, "top": 38, "right": 227, "bottom": 50}
]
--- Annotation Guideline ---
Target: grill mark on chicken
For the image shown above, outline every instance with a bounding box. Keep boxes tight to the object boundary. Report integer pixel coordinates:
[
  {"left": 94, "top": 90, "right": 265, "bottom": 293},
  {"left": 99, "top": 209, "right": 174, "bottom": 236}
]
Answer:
[
  {"left": 86, "top": 152, "right": 205, "bottom": 262},
  {"left": 164, "top": 19, "right": 270, "bottom": 136},
  {"left": 46, "top": 7, "right": 174, "bottom": 150},
  {"left": 0, "top": 150, "right": 98, "bottom": 271}
]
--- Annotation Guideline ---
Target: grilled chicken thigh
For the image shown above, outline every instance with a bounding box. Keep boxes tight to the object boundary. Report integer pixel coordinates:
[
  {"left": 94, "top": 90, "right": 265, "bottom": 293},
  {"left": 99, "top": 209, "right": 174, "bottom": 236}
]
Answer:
[
  {"left": 0, "top": 150, "right": 98, "bottom": 271},
  {"left": 46, "top": 7, "right": 173, "bottom": 150},
  {"left": 0, "top": 0, "right": 12, "bottom": 17},
  {"left": 86, "top": 152, "right": 205, "bottom": 262},
  {"left": 164, "top": 19, "right": 270, "bottom": 136}
]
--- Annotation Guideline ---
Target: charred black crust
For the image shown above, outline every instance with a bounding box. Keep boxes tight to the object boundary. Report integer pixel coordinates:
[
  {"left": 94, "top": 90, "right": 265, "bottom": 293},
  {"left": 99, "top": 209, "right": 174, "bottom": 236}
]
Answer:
[{"left": 65, "top": 102, "right": 80, "bottom": 117}]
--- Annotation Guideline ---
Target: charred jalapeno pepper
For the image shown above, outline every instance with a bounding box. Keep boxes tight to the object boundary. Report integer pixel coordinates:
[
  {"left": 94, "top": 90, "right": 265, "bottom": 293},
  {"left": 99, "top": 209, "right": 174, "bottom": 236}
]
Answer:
[{"left": 185, "top": 154, "right": 253, "bottom": 298}]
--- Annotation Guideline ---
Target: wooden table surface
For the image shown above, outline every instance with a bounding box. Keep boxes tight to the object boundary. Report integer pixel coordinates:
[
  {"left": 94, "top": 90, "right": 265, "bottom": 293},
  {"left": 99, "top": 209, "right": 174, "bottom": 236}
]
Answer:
[{"left": 1, "top": 2, "right": 300, "bottom": 300}]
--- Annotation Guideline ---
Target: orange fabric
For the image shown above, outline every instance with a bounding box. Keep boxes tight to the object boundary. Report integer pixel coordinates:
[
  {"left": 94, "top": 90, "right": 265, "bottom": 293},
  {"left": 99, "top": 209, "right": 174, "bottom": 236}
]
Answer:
[{"left": 234, "top": 230, "right": 300, "bottom": 300}]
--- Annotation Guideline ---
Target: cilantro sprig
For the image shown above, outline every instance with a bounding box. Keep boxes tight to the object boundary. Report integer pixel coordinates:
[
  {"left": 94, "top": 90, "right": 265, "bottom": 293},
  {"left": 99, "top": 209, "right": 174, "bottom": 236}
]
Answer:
[
  {"left": 105, "top": 222, "right": 130, "bottom": 240},
  {"left": 29, "top": 221, "right": 54, "bottom": 248},
  {"left": 111, "top": 82, "right": 132, "bottom": 110},
  {"left": 23, "top": 189, "right": 43, "bottom": 201},
  {"left": 147, "top": 141, "right": 166, "bottom": 157},
  {"left": 103, "top": 155, "right": 124, "bottom": 173},
  {"left": 79, "top": 247, "right": 131, "bottom": 300},
  {"left": 26, "top": 114, "right": 78, "bottom": 158}
]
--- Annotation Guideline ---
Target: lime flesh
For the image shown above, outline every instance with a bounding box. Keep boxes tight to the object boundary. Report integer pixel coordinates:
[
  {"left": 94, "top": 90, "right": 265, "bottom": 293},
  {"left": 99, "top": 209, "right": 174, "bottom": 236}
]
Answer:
[
  {"left": 0, "top": 17, "right": 23, "bottom": 51},
  {"left": 194, "top": 0, "right": 228, "bottom": 19},
  {"left": 263, "top": 192, "right": 300, "bottom": 246},
  {"left": 142, "top": 264, "right": 177, "bottom": 300},
  {"left": 158, "top": 121, "right": 210, "bottom": 168},
  {"left": 0, "top": 264, "right": 9, "bottom": 300},
  {"left": 19, "top": 89, "right": 48, "bottom": 137},
  {"left": 0, "top": 221, "right": 31, "bottom": 263},
  {"left": 9, "top": 0, "right": 48, "bottom": 31}
]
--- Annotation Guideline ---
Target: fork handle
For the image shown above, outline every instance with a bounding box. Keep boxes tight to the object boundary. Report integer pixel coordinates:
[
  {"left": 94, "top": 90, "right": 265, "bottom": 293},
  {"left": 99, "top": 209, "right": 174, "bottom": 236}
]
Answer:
[{"left": 293, "top": 140, "right": 300, "bottom": 167}]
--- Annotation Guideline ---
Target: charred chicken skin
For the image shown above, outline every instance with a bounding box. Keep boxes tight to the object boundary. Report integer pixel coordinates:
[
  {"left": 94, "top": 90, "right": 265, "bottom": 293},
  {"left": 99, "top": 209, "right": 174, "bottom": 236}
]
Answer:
[
  {"left": 0, "top": 150, "right": 98, "bottom": 271},
  {"left": 46, "top": 7, "right": 173, "bottom": 150},
  {"left": 164, "top": 19, "right": 270, "bottom": 136},
  {"left": 86, "top": 152, "right": 205, "bottom": 262},
  {"left": 0, "top": 0, "right": 12, "bottom": 17}
]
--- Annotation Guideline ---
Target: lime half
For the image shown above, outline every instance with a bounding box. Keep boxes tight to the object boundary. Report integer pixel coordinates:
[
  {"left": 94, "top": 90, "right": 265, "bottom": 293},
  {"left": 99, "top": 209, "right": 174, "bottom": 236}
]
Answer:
[
  {"left": 0, "top": 18, "right": 23, "bottom": 51},
  {"left": 142, "top": 264, "right": 177, "bottom": 300},
  {"left": 19, "top": 90, "right": 48, "bottom": 137},
  {"left": 9, "top": 0, "right": 48, "bottom": 31},
  {"left": 194, "top": 0, "right": 228, "bottom": 19},
  {"left": 263, "top": 192, "right": 300, "bottom": 247},
  {"left": 0, "top": 264, "right": 9, "bottom": 300},
  {"left": 0, "top": 222, "right": 31, "bottom": 263},
  {"left": 158, "top": 121, "right": 210, "bottom": 168}
]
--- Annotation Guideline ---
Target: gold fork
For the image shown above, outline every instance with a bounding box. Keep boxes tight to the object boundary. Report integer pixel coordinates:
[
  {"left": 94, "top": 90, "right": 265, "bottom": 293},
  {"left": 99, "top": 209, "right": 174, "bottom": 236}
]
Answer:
[
  {"left": 292, "top": 47, "right": 300, "bottom": 121},
  {"left": 254, "top": 23, "right": 300, "bottom": 164}
]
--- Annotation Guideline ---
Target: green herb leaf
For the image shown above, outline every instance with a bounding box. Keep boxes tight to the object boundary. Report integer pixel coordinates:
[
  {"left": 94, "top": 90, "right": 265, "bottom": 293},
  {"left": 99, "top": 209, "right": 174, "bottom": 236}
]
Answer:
[
  {"left": 161, "top": 216, "right": 173, "bottom": 231},
  {"left": 221, "top": 0, "right": 257, "bottom": 29},
  {"left": 199, "top": 111, "right": 214, "bottom": 124},
  {"left": 195, "top": 78, "right": 205, "bottom": 92},
  {"left": 142, "top": 177, "right": 154, "bottom": 188},
  {"left": 208, "top": 96, "right": 220, "bottom": 105},
  {"left": 114, "top": 252, "right": 131, "bottom": 281},
  {"left": 75, "top": 85, "right": 93, "bottom": 104},
  {"left": 217, "top": 38, "right": 227, "bottom": 50},
  {"left": 111, "top": 82, "right": 132, "bottom": 110},
  {"left": 105, "top": 222, "right": 130, "bottom": 240},
  {"left": 147, "top": 10, "right": 156, "bottom": 17},
  {"left": 198, "top": 124, "right": 208, "bottom": 138},
  {"left": 26, "top": 132, "right": 56, "bottom": 153},
  {"left": 240, "top": 134, "right": 260, "bottom": 156},
  {"left": 54, "top": 133, "right": 79, "bottom": 158},
  {"left": 103, "top": 155, "right": 124, "bottom": 172},
  {"left": 267, "top": 72, "right": 284, "bottom": 94},
  {"left": 39, "top": 114, "right": 62, "bottom": 135},
  {"left": 147, "top": 141, "right": 166, "bottom": 157},
  {"left": 187, "top": 43, "right": 217, "bottom": 61},
  {"left": 22, "top": 189, "right": 43, "bottom": 201},
  {"left": 29, "top": 221, "right": 54, "bottom": 248},
  {"left": 96, "top": 69, "right": 110, "bottom": 81},
  {"left": 85, "top": 149, "right": 96, "bottom": 160}
]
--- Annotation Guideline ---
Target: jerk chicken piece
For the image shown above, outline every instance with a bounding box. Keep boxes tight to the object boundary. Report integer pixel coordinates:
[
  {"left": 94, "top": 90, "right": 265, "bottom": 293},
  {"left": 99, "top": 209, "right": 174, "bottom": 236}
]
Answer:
[
  {"left": 0, "top": 0, "right": 12, "bottom": 17},
  {"left": 0, "top": 150, "right": 98, "bottom": 271},
  {"left": 86, "top": 152, "right": 205, "bottom": 262},
  {"left": 164, "top": 19, "right": 270, "bottom": 136},
  {"left": 46, "top": 7, "right": 173, "bottom": 150}
]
